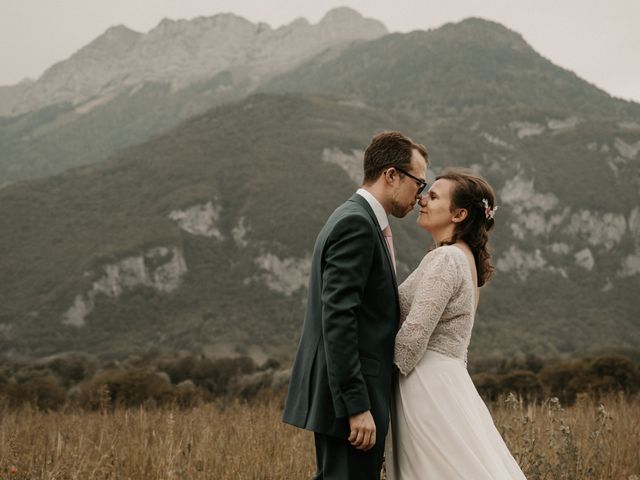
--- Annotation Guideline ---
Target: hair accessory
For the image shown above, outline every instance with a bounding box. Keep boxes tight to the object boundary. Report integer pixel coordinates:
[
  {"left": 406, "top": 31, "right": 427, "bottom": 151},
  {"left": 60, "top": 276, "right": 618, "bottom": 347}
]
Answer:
[{"left": 482, "top": 198, "right": 498, "bottom": 220}]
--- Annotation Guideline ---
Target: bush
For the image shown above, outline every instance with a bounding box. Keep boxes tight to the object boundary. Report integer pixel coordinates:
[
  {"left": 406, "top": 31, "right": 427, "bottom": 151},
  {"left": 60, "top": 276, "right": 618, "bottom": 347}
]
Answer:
[
  {"left": 583, "top": 354, "right": 640, "bottom": 397},
  {"left": 174, "top": 379, "right": 206, "bottom": 407},
  {"left": 78, "top": 368, "right": 174, "bottom": 409},
  {"left": 538, "top": 360, "right": 586, "bottom": 405},
  {"left": 499, "top": 370, "right": 543, "bottom": 402},
  {"left": 230, "top": 371, "right": 275, "bottom": 400},
  {"left": 472, "top": 372, "right": 501, "bottom": 402},
  {"left": 2, "top": 375, "right": 67, "bottom": 410},
  {"left": 47, "top": 353, "right": 98, "bottom": 387},
  {"left": 158, "top": 355, "right": 197, "bottom": 384},
  {"left": 538, "top": 355, "right": 640, "bottom": 405},
  {"left": 194, "top": 356, "right": 257, "bottom": 395},
  {"left": 157, "top": 355, "right": 257, "bottom": 396}
]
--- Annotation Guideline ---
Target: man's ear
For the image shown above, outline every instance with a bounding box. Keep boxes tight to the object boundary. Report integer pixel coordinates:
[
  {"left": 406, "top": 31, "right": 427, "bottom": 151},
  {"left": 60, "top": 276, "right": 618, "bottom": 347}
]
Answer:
[
  {"left": 384, "top": 168, "right": 396, "bottom": 185},
  {"left": 452, "top": 208, "right": 468, "bottom": 224}
]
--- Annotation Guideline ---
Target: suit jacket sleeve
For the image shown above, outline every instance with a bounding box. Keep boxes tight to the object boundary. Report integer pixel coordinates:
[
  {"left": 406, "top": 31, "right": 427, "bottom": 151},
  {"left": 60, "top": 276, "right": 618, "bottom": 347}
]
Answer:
[{"left": 321, "top": 213, "right": 375, "bottom": 418}]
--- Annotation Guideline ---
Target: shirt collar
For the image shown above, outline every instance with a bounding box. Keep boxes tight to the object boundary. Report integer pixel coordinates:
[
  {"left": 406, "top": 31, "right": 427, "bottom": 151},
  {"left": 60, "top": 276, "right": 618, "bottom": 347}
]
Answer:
[{"left": 356, "top": 188, "right": 389, "bottom": 231}]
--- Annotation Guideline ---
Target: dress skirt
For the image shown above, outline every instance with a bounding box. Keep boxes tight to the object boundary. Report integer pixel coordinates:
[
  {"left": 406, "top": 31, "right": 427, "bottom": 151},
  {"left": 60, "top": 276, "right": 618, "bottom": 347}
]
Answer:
[{"left": 386, "top": 350, "right": 527, "bottom": 479}]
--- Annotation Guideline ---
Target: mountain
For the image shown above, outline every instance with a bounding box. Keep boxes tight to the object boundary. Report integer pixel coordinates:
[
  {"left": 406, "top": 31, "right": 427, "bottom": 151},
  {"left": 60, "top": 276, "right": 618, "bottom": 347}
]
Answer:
[
  {"left": 0, "top": 93, "right": 638, "bottom": 362},
  {"left": 263, "top": 18, "right": 640, "bottom": 120},
  {"left": 0, "top": 94, "right": 419, "bottom": 359},
  {"left": 261, "top": 18, "right": 640, "bottom": 354},
  {"left": 0, "top": 7, "right": 386, "bottom": 185},
  {"left": 0, "top": 13, "right": 638, "bottom": 363},
  {"left": 0, "top": 7, "right": 386, "bottom": 117}
]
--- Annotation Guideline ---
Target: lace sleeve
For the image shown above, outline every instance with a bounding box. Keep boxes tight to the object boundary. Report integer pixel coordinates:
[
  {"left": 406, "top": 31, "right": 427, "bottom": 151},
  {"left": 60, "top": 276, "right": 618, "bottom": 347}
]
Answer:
[{"left": 394, "top": 248, "right": 459, "bottom": 375}]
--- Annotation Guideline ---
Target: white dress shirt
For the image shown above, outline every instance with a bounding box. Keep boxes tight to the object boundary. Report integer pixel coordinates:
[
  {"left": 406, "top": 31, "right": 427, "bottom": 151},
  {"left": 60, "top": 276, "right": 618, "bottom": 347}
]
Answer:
[{"left": 356, "top": 188, "right": 389, "bottom": 231}]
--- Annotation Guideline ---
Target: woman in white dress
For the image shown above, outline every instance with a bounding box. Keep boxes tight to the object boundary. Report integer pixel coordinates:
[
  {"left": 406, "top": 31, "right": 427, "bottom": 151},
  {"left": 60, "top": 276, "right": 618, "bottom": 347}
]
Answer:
[{"left": 386, "top": 169, "right": 527, "bottom": 479}]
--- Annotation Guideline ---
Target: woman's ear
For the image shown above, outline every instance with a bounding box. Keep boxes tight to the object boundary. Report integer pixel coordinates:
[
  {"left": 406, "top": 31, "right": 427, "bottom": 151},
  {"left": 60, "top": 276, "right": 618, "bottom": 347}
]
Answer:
[{"left": 452, "top": 208, "right": 468, "bottom": 224}]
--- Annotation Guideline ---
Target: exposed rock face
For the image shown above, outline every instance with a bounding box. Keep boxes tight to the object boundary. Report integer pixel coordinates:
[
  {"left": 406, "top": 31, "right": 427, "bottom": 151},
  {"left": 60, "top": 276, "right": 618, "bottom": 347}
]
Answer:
[
  {"left": 614, "top": 138, "right": 640, "bottom": 159},
  {"left": 550, "top": 243, "right": 570, "bottom": 255},
  {"left": 509, "top": 121, "right": 545, "bottom": 138},
  {"left": 482, "top": 132, "right": 512, "bottom": 149},
  {"left": 498, "top": 175, "right": 638, "bottom": 281},
  {"left": 169, "top": 201, "right": 223, "bottom": 239},
  {"left": 586, "top": 138, "right": 640, "bottom": 175},
  {"left": 619, "top": 121, "right": 640, "bottom": 131},
  {"left": 619, "top": 207, "right": 640, "bottom": 277},
  {"left": 547, "top": 116, "right": 581, "bottom": 130},
  {"left": 251, "top": 253, "right": 311, "bottom": 295},
  {"left": 500, "top": 176, "right": 630, "bottom": 250},
  {"left": 566, "top": 210, "right": 626, "bottom": 251},
  {"left": 619, "top": 254, "right": 640, "bottom": 277},
  {"left": 232, "top": 217, "right": 249, "bottom": 247},
  {"left": 574, "top": 248, "right": 595, "bottom": 271},
  {"left": 62, "top": 295, "right": 94, "bottom": 328},
  {"left": 496, "top": 246, "right": 548, "bottom": 281},
  {"left": 62, "top": 246, "right": 187, "bottom": 327},
  {"left": 321, "top": 147, "right": 364, "bottom": 184},
  {"left": 500, "top": 177, "right": 561, "bottom": 239},
  {"left": 0, "top": 8, "right": 387, "bottom": 116},
  {"left": 501, "top": 177, "right": 559, "bottom": 212}
]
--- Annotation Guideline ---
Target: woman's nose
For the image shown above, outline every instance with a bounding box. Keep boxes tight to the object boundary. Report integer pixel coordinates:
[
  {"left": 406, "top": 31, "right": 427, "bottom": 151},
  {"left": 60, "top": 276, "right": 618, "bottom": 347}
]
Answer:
[{"left": 418, "top": 197, "right": 428, "bottom": 207}]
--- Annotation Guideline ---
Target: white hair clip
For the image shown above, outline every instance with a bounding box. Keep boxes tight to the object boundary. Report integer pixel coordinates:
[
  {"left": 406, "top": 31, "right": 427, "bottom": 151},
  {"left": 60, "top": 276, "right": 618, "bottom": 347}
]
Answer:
[{"left": 482, "top": 198, "right": 498, "bottom": 220}]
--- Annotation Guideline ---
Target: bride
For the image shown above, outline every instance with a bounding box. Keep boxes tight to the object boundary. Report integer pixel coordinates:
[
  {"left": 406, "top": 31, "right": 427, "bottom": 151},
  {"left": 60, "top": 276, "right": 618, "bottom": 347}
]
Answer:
[{"left": 386, "top": 169, "right": 527, "bottom": 479}]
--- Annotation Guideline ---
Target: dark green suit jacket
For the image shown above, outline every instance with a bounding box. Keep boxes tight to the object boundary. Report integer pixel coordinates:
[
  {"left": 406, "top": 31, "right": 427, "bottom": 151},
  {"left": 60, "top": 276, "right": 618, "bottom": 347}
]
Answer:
[{"left": 283, "top": 193, "right": 400, "bottom": 438}]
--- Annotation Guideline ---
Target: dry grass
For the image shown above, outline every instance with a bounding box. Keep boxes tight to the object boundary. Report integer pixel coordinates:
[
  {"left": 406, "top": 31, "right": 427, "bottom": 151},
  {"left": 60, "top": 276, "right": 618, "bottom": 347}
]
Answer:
[{"left": 0, "top": 394, "right": 638, "bottom": 479}]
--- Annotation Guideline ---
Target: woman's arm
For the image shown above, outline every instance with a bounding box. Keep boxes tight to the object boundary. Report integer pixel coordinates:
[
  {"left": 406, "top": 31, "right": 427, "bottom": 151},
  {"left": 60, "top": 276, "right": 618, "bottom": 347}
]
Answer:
[{"left": 394, "top": 248, "right": 458, "bottom": 375}]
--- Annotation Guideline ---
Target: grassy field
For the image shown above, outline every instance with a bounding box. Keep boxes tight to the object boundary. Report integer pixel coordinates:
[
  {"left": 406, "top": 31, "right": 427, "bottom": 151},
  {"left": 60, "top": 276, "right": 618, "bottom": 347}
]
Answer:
[{"left": 1, "top": 394, "right": 638, "bottom": 479}]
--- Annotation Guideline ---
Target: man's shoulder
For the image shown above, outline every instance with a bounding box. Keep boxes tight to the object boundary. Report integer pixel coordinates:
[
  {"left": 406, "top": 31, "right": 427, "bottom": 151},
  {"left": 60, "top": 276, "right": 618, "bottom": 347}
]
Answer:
[{"left": 330, "top": 198, "right": 375, "bottom": 226}]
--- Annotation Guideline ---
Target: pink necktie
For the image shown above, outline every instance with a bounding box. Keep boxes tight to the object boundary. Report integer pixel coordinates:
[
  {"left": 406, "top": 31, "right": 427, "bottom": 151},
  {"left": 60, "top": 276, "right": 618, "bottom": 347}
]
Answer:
[{"left": 383, "top": 225, "right": 397, "bottom": 274}]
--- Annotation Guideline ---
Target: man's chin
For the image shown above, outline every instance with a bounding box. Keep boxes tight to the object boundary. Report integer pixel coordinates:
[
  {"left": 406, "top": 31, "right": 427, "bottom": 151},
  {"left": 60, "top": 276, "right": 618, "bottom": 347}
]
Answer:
[
  {"left": 403, "top": 204, "right": 417, "bottom": 217},
  {"left": 391, "top": 207, "right": 413, "bottom": 219},
  {"left": 389, "top": 200, "right": 416, "bottom": 218}
]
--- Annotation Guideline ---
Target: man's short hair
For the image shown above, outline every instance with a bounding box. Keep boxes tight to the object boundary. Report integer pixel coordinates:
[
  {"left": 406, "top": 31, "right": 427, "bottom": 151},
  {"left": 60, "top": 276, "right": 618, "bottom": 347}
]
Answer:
[{"left": 363, "top": 131, "right": 428, "bottom": 184}]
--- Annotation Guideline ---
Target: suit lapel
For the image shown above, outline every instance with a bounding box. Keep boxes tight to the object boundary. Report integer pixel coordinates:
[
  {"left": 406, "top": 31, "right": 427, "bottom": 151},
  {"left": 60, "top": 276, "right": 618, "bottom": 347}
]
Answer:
[{"left": 349, "top": 194, "right": 400, "bottom": 305}]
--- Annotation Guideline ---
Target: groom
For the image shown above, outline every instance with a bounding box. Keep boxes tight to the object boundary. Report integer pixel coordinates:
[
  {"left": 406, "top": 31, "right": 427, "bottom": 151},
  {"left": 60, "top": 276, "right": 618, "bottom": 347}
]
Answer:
[{"left": 283, "top": 131, "right": 428, "bottom": 479}]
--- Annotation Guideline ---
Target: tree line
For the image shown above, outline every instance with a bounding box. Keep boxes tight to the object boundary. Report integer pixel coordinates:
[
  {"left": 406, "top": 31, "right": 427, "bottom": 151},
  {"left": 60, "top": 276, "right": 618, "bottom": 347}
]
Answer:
[{"left": 1, "top": 350, "right": 638, "bottom": 410}]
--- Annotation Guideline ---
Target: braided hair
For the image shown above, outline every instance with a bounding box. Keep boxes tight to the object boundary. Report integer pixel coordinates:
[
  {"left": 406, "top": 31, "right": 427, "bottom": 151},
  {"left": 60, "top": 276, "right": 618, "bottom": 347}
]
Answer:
[{"left": 436, "top": 168, "right": 497, "bottom": 287}]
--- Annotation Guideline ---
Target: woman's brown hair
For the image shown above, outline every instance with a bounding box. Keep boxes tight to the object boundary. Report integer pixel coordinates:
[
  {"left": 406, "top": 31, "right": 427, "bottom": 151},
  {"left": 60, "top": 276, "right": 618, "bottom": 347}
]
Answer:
[{"left": 436, "top": 168, "right": 497, "bottom": 287}]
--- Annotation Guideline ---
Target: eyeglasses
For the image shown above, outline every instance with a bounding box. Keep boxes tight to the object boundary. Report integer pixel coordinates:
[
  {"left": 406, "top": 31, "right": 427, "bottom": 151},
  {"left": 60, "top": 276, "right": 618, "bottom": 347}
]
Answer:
[{"left": 394, "top": 167, "right": 428, "bottom": 194}]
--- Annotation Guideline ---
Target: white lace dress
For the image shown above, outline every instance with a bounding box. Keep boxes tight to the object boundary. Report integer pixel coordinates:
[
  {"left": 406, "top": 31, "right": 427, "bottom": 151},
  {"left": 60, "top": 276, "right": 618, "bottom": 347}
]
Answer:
[{"left": 386, "top": 245, "right": 527, "bottom": 479}]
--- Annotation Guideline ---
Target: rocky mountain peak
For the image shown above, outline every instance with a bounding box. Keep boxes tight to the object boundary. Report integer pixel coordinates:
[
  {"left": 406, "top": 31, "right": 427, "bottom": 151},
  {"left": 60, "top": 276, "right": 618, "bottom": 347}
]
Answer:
[
  {"left": 320, "top": 6, "right": 366, "bottom": 24},
  {"left": 318, "top": 7, "right": 387, "bottom": 37},
  {"left": 288, "top": 17, "right": 311, "bottom": 29},
  {"left": 81, "top": 24, "right": 142, "bottom": 55},
  {"left": 105, "top": 24, "right": 140, "bottom": 36},
  {"left": 0, "top": 8, "right": 387, "bottom": 117}
]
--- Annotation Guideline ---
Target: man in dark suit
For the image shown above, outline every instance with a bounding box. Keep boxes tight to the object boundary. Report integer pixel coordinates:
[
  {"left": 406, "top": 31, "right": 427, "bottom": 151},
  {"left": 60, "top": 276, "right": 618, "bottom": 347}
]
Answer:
[{"left": 283, "top": 131, "right": 429, "bottom": 479}]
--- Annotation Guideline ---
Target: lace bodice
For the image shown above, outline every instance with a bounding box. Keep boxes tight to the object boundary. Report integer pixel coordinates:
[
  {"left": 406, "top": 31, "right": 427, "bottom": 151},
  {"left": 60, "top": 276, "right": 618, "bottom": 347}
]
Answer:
[{"left": 394, "top": 245, "right": 476, "bottom": 375}]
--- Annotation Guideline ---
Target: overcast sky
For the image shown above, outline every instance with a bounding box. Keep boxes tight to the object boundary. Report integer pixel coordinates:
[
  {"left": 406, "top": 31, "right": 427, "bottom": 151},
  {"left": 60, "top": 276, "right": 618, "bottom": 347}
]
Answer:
[{"left": 1, "top": 0, "right": 639, "bottom": 102}]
